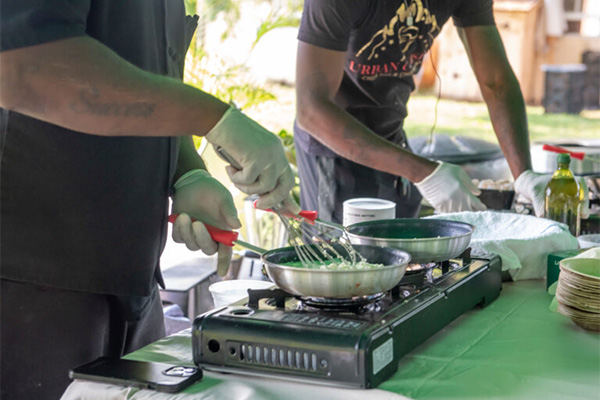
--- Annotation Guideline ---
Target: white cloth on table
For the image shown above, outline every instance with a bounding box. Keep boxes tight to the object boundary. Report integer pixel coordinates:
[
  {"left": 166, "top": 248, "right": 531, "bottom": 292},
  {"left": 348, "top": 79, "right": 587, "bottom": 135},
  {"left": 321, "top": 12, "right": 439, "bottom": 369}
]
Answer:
[{"left": 425, "top": 211, "right": 579, "bottom": 281}]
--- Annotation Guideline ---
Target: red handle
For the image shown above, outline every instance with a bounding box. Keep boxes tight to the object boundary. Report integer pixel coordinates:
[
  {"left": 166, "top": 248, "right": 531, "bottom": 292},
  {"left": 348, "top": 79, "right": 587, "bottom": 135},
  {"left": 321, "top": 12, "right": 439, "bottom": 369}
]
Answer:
[
  {"left": 542, "top": 144, "right": 586, "bottom": 160},
  {"left": 298, "top": 210, "right": 318, "bottom": 222},
  {"left": 252, "top": 200, "right": 318, "bottom": 221},
  {"left": 168, "top": 214, "right": 239, "bottom": 246}
]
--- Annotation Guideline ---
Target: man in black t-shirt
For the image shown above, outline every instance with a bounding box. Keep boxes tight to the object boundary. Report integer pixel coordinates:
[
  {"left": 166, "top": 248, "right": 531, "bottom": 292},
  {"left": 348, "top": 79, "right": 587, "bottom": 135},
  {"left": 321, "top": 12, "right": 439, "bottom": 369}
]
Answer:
[
  {"left": 294, "top": 0, "right": 546, "bottom": 222},
  {"left": 0, "top": 1, "right": 298, "bottom": 398}
]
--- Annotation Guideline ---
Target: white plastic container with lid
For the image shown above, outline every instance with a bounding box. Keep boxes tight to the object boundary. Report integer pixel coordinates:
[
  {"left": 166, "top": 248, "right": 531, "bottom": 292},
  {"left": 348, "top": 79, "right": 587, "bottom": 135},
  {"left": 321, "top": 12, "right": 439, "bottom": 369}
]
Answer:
[{"left": 342, "top": 198, "right": 396, "bottom": 227}]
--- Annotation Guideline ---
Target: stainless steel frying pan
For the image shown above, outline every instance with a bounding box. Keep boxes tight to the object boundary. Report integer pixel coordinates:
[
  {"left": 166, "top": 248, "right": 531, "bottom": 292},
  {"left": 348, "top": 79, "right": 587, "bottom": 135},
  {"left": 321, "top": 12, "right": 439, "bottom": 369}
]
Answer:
[
  {"left": 261, "top": 244, "right": 411, "bottom": 298},
  {"left": 345, "top": 219, "right": 474, "bottom": 263},
  {"left": 169, "top": 214, "right": 411, "bottom": 298}
]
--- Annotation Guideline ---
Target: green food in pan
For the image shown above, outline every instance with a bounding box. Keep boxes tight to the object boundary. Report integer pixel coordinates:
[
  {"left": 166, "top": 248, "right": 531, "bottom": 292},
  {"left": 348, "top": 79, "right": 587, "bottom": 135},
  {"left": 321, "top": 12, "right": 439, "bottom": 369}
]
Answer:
[{"left": 282, "top": 259, "right": 385, "bottom": 271}]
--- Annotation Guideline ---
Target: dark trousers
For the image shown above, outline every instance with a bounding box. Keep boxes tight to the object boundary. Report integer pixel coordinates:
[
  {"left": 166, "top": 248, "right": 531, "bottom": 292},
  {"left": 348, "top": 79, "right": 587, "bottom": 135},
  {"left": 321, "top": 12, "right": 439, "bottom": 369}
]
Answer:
[
  {"left": 0, "top": 279, "right": 165, "bottom": 400},
  {"left": 294, "top": 137, "right": 423, "bottom": 224}
]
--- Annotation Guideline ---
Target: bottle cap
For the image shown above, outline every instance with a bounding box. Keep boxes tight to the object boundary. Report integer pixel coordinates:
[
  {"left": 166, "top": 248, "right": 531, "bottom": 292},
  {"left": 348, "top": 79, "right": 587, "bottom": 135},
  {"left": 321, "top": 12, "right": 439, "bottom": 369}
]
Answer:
[{"left": 557, "top": 153, "right": 571, "bottom": 163}]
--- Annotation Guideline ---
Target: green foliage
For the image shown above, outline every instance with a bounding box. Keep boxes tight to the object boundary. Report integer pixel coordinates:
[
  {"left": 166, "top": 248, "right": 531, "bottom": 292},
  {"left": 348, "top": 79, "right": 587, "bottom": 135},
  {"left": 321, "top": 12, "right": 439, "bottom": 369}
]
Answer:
[
  {"left": 184, "top": 52, "right": 278, "bottom": 112},
  {"left": 253, "top": 0, "right": 303, "bottom": 47},
  {"left": 254, "top": 15, "right": 300, "bottom": 46},
  {"left": 183, "top": 0, "right": 304, "bottom": 111},
  {"left": 183, "top": 0, "right": 303, "bottom": 151},
  {"left": 186, "top": 0, "right": 239, "bottom": 24},
  {"left": 224, "top": 85, "right": 277, "bottom": 110}
]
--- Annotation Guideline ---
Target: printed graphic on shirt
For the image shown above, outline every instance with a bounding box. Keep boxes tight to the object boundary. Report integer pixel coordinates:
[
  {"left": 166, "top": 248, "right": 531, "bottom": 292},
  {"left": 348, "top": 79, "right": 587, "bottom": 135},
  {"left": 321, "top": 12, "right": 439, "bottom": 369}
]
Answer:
[{"left": 351, "top": 0, "right": 439, "bottom": 81}]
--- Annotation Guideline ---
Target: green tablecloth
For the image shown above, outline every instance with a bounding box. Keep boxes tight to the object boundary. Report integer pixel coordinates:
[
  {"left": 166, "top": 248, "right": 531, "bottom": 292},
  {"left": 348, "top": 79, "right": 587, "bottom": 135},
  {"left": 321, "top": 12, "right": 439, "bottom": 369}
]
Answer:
[
  {"left": 62, "top": 280, "right": 600, "bottom": 400},
  {"left": 380, "top": 280, "right": 600, "bottom": 400}
]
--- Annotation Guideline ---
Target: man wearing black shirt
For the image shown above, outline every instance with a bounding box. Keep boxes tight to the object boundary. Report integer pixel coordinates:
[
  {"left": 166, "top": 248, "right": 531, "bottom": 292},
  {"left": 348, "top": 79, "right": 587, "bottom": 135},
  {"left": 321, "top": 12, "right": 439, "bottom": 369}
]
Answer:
[
  {"left": 0, "top": 1, "right": 298, "bottom": 398},
  {"left": 294, "top": 0, "right": 546, "bottom": 222}
]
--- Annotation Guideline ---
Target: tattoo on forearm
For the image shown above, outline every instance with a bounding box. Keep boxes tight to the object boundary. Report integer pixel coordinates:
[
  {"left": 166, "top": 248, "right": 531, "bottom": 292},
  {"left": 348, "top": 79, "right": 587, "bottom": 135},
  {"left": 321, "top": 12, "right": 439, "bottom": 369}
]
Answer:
[{"left": 70, "top": 88, "right": 156, "bottom": 117}]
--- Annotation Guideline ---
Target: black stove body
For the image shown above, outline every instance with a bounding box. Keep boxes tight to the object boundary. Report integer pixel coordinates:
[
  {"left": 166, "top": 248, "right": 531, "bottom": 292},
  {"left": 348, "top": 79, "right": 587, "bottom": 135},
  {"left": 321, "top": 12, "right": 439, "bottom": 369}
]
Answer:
[{"left": 192, "top": 252, "right": 502, "bottom": 388}]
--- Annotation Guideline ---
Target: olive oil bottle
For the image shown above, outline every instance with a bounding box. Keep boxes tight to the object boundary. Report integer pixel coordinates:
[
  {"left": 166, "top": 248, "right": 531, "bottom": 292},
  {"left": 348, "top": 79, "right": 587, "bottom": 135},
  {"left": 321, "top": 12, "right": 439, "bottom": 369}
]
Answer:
[{"left": 544, "top": 153, "right": 581, "bottom": 236}]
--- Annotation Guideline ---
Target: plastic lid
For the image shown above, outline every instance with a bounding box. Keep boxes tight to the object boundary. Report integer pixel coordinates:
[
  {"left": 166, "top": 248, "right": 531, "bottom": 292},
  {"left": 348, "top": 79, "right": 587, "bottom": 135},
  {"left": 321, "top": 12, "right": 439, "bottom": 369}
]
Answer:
[
  {"left": 557, "top": 153, "right": 571, "bottom": 163},
  {"left": 541, "top": 64, "right": 587, "bottom": 73}
]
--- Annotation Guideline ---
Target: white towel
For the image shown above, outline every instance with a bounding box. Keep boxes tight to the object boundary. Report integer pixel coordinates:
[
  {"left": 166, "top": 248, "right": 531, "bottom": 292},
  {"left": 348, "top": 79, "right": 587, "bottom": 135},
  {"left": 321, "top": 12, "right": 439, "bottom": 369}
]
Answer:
[{"left": 425, "top": 211, "right": 579, "bottom": 280}]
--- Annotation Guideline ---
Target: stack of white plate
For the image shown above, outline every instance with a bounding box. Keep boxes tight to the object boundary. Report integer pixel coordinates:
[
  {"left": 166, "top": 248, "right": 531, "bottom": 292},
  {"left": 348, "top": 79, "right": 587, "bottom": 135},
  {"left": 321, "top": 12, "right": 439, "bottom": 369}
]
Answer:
[{"left": 555, "top": 257, "right": 600, "bottom": 331}]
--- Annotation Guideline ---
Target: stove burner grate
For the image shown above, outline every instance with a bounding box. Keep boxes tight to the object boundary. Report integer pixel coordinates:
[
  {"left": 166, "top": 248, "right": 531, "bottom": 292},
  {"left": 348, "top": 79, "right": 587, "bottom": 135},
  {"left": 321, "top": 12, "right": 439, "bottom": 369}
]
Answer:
[{"left": 299, "top": 292, "right": 385, "bottom": 311}]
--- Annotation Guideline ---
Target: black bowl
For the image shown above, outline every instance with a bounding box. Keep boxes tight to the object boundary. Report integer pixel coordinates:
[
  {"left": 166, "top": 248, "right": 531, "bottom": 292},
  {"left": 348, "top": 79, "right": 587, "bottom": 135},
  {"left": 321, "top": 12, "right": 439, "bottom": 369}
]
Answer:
[{"left": 478, "top": 189, "right": 515, "bottom": 210}]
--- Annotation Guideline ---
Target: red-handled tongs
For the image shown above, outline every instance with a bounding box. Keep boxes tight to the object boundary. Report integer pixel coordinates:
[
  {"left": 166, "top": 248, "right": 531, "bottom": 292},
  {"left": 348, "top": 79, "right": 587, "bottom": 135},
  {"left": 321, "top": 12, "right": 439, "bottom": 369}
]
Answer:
[
  {"left": 543, "top": 144, "right": 600, "bottom": 163},
  {"left": 167, "top": 214, "right": 266, "bottom": 254},
  {"left": 253, "top": 200, "right": 344, "bottom": 232}
]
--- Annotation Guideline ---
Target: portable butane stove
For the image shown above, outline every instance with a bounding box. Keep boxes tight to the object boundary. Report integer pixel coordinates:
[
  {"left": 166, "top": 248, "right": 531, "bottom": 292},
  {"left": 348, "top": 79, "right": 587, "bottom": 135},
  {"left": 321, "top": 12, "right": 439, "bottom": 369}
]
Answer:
[{"left": 192, "top": 250, "right": 502, "bottom": 388}]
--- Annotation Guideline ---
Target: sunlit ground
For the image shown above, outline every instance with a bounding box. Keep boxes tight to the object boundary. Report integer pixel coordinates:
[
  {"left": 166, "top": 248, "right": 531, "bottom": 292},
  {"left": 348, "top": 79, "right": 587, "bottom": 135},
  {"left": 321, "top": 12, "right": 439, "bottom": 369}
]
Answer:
[{"left": 404, "top": 94, "right": 600, "bottom": 142}]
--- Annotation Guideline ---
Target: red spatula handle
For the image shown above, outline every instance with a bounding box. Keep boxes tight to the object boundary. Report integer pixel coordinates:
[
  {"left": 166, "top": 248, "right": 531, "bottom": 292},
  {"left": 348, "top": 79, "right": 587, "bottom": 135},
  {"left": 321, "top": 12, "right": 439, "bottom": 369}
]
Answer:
[
  {"left": 168, "top": 214, "right": 239, "bottom": 246},
  {"left": 542, "top": 144, "right": 586, "bottom": 160}
]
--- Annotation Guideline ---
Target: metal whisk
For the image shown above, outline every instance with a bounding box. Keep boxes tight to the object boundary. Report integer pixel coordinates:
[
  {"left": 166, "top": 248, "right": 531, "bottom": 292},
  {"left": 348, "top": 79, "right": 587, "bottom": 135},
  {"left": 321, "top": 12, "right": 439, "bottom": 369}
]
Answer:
[{"left": 269, "top": 206, "right": 359, "bottom": 269}]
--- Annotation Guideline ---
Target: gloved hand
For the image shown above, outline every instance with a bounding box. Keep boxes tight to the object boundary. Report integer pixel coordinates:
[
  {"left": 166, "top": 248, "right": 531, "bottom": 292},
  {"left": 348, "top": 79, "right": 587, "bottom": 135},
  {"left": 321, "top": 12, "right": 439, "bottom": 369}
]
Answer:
[
  {"left": 205, "top": 106, "right": 296, "bottom": 211},
  {"left": 171, "top": 169, "right": 241, "bottom": 276},
  {"left": 514, "top": 169, "right": 590, "bottom": 218},
  {"left": 513, "top": 170, "right": 548, "bottom": 217},
  {"left": 414, "top": 161, "right": 487, "bottom": 214},
  {"left": 272, "top": 193, "right": 302, "bottom": 216}
]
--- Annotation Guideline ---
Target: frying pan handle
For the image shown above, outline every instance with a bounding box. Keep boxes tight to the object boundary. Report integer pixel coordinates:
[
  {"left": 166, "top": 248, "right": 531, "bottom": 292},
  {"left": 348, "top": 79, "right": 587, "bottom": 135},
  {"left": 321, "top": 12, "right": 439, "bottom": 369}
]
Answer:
[
  {"left": 542, "top": 144, "right": 586, "bottom": 160},
  {"left": 168, "top": 214, "right": 239, "bottom": 246}
]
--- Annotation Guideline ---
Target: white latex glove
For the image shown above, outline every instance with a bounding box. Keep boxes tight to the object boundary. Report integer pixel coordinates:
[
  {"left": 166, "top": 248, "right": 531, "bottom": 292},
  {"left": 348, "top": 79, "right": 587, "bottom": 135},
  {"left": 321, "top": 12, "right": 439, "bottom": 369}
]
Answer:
[
  {"left": 205, "top": 106, "right": 296, "bottom": 211},
  {"left": 514, "top": 170, "right": 549, "bottom": 217},
  {"left": 414, "top": 161, "right": 487, "bottom": 214},
  {"left": 171, "top": 169, "right": 241, "bottom": 276},
  {"left": 514, "top": 169, "right": 590, "bottom": 218}
]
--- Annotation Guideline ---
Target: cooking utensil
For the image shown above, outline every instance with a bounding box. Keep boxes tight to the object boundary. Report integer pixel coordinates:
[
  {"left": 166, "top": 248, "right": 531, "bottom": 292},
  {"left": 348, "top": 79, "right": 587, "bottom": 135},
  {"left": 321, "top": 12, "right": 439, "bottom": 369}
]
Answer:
[
  {"left": 261, "top": 243, "right": 411, "bottom": 298},
  {"left": 345, "top": 218, "right": 474, "bottom": 263},
  {"left": 258, "top": 202, "right": 352, "bottom": 267},
  {"left": 214, "top": 146, "right": 332, "bottom": 268},
  {"left": 263, "top": 206, "right": 329, "bottom": 269},
  {"left": 168, "top": 214, "right": 411, "bottom": 298},
  {"left": 543, "top": 144, "right": 600, "bottom": 163}
]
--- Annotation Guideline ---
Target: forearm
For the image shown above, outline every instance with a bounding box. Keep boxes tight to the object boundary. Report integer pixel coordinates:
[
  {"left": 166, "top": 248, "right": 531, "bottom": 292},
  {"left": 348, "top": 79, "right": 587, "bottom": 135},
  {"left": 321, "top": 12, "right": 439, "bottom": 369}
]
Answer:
[
  {"left": 459, "top": 25, "right": 532, "bottom": 179},
  {"left": 0, "top": 36, "right": 229, "bottom": 137},
  {"left": 480, "top": 73, "right": 532, "bottom": 178},
  {"left": 174, "top": 136, "right": 207, "bottom": 182},
  {"left": 296, "top": 98, "right": 436, "bottom": 182}
]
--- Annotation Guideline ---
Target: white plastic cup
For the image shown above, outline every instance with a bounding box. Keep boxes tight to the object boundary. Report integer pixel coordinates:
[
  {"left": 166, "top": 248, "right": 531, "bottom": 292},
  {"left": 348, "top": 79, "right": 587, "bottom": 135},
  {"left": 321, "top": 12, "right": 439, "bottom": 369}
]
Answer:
[
  {"left": 343, "top": 198, "right": 396, "bottom": 226},
  {"left": 209, "top": 279, "right": 274, "bottom": 308}
]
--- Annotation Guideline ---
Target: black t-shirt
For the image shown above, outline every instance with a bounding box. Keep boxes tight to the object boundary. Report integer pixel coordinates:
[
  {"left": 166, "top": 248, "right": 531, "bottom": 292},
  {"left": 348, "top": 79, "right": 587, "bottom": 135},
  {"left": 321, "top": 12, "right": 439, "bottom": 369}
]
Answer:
[
  {"left": 0, "top": 0, "right": 195, "bottom": 296},
  {"left": 295, "top": 0, "right": 494, "bottom": 156}
]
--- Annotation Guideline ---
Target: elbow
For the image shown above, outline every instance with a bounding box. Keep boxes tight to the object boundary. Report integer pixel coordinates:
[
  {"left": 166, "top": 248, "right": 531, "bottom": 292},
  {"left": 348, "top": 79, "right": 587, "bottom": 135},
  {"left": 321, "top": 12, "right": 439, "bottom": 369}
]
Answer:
[
  {"left": 296, "top": 95, "right": 326, "bottom": 134},
  {"left": 295, "top": 103, "right": 311, "bottom": 132},
  {"left": 479, "top": 68, "right": 520, "bottom": 98}
]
